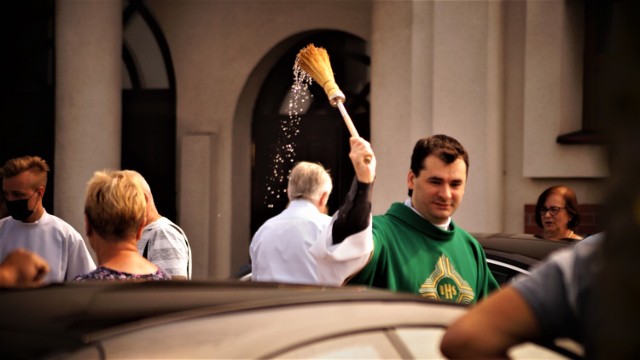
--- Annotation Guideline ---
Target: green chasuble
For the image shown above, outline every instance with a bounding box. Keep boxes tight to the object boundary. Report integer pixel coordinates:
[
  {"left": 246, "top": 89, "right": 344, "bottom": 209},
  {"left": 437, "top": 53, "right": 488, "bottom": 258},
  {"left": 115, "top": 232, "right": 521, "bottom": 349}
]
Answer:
[{"left": 348, "top": 202, "right": 499, "bottom": 304}]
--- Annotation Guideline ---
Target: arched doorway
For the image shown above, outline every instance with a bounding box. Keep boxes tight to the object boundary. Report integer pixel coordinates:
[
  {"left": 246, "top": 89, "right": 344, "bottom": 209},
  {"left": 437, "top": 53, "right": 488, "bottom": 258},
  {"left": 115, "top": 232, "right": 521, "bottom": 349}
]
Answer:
[{"left": 251, "top": 32, "right": 370, "bottom": 235}]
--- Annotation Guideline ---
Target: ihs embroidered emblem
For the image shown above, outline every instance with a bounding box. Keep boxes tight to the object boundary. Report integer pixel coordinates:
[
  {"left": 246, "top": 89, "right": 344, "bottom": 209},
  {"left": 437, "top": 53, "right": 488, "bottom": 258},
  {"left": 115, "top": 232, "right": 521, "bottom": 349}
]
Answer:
[{"left": 419, "top": 254, "right": 475, "bottom": 304}]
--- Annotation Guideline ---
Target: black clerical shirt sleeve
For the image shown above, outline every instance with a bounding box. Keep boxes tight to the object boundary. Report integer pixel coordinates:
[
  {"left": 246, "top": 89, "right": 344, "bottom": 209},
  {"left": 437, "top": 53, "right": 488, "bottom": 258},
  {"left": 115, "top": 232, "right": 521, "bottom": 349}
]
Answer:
[{"left": 332, "top": 177, "right": 373, "bottom": 245}]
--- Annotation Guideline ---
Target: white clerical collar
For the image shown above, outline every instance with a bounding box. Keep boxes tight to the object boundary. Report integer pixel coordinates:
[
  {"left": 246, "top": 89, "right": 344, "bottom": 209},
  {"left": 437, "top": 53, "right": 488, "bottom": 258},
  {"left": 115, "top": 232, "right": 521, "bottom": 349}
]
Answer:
[{"left": 403, "top": 198, "right": 451, "bottom": 231}]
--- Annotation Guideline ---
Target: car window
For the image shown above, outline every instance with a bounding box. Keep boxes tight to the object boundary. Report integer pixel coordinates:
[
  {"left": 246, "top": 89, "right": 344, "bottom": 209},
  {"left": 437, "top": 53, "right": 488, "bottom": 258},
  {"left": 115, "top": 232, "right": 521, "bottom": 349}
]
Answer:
[
  {"left": 276, "top": 331, "right": 401, "bottom": 359},
  {"left": 487, "top": 260, "right": 529, "bottom": 285}
]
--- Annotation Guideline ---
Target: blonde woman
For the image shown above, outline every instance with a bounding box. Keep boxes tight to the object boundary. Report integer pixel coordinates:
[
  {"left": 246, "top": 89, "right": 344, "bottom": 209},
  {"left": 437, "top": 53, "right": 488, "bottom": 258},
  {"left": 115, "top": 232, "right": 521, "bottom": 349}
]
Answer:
[{"left": 74, "top": 170, "right": 170, "bottom": 281}]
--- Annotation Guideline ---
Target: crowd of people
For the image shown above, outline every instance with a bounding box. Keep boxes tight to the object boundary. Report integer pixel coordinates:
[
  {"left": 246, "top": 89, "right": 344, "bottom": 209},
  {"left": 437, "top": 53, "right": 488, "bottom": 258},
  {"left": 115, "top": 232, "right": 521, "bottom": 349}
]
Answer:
[
  {"left": 0, "top": 134, "right": 599, "bottom": 356},
  {"left": 0, "top": 156, "right": 191, "bottom": 287}
]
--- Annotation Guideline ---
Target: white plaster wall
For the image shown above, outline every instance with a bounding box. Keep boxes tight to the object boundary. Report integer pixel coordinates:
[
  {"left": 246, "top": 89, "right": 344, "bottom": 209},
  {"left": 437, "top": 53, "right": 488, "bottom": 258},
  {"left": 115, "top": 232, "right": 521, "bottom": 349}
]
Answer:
[
  {"left": 522, "top": 1, "right": 607, "bottom": 178},
  {"left": 503, "top": 0, "right": 607, "bottom": 233}
]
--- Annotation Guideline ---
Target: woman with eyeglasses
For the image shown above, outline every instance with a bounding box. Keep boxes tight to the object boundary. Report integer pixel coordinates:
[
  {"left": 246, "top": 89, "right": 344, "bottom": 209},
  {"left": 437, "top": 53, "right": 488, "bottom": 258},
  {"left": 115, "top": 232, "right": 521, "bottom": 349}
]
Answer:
[{"left": 534, "top": 186, "right": 583, "bottom": 241}]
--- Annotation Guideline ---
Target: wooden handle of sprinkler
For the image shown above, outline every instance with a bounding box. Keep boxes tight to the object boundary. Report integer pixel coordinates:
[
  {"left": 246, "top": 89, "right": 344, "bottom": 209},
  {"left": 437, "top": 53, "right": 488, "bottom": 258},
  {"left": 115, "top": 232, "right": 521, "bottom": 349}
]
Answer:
[
  {"left": 336, "top": 101, "right": 359, "bottom": 138},
  {"left": 336, "top": 101, "right": 372, "bottom": 165}
]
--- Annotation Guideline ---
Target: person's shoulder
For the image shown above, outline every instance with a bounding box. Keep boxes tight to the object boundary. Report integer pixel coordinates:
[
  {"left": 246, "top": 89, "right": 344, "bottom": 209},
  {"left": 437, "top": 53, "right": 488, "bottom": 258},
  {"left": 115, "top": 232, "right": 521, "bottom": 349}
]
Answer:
[
  {"left": 372, "top": 213, "right": 390, "bottom": 227},
  {"left": 154, "top": 268, "right": 172, "bottom": 280},
  {"left": 580, "top": 232, "right": 605, "bottom": 245},
  {"left": 453, "top": 225, "right": 474, "bottom": 239},
  {"left": 0, "top": 216, "right": 12, "bottom": 229},
  {"left": 144, "top": 217, "right": 188, "bottom": 246},
  {"left": 571, "top": 232, "right": 604, "bottom": 259},
  {"left": 374, "top": 202, "right": 407, "bottom": 221},
  {"left": 74, "top": 266, "right": 108, "bottom": 281},
  {"left": 147, "top": 217, "right": 184, "bottom": 234},
  {"left": 156, "top": 216, "right": 175, "bottom": 226},
  {"left": 145, "top": 216, "right": 171, "bottom": 229},
  {"left": 43, "top": 212, "right": 84, "bottom": 239},
  {"left": 42, "top": 211, "right": 68, "bottom": 225},
  {"left": 312, "top": 212, "right": 333, "bottom": 225},
  {"left": 449, "top": 223, "right": 483, "bottom": 245}
]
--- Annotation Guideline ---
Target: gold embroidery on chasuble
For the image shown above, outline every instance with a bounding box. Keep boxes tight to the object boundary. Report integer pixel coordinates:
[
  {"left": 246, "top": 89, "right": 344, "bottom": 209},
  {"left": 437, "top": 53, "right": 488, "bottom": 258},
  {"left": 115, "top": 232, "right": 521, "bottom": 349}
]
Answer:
[{"left": 419, "top": 254, "right": 475, "bottom": 304}]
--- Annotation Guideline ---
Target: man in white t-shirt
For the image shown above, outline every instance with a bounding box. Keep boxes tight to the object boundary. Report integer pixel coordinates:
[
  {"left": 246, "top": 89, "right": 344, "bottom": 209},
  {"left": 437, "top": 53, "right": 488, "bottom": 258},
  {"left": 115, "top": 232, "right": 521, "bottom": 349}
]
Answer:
[
  {"left": 127, "top": 171, "right": 192, "bottom": 279},
  {"left": 0, "top": 156, "right": 95, "bottom": 283}
]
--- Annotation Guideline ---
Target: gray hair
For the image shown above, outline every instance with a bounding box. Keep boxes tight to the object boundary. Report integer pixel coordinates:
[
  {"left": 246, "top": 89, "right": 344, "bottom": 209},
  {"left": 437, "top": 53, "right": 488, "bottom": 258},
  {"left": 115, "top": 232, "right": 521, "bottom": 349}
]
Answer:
[
  {"left": 123, "top": 170, "right": 152, "bottom": 196},
  {"left": 287, "top": 162, "right": 332, "bottom": 202}
]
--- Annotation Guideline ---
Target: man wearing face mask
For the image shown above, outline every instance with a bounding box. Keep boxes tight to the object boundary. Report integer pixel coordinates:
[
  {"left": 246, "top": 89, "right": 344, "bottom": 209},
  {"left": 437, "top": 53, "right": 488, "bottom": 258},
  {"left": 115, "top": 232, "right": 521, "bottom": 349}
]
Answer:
[{"left": 0, "top": 156, "right": 95, "bottom": 283}]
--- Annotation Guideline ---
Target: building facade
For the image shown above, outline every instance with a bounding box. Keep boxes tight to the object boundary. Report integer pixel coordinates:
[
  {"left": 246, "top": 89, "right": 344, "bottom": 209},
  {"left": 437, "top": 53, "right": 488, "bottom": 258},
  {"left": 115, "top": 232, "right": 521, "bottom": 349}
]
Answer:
[{"left": 32, "top": 0, "right": 608, "bottom": 279}]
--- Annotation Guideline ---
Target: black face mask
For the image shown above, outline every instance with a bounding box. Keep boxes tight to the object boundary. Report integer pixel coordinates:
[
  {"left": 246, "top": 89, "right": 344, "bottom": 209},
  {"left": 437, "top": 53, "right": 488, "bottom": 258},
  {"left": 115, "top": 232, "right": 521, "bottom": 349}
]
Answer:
[{"left": 6, "top": 191, "right": 38, "bottom": 221}]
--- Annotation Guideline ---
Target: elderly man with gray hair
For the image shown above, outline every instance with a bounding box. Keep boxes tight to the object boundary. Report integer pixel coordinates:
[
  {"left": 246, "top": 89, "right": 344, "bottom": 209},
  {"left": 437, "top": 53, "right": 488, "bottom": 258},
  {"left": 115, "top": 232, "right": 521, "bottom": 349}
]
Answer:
[
  {"left": 126, "top": 170, "right": 192, "bottom": 280},
  {"left": 250, "top": 161, "right": 333, "bottom": 284}
]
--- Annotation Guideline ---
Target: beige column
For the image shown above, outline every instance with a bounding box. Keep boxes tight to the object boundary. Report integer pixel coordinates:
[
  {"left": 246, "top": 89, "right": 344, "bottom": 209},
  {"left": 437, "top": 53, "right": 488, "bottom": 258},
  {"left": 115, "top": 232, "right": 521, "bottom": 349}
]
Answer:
[
  {"left": 54, "top": 0, "right": 122, "bottom": 246},
  {"left": 180, "top": 134, "right": 218, "bottom": 280},
  {"left": 370, "top": 1, "right": 435, "bottom": 215}
]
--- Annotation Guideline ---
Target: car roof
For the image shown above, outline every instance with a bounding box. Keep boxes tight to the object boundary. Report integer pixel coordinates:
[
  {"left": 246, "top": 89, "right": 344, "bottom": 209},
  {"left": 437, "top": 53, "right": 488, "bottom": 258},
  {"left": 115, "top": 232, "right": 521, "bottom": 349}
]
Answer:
[
  {"left": 0, "top": 281, "right": 462, "bottom": 359},
  {"left": 473, "top": 232, "right": 577, "bottom": 262}
]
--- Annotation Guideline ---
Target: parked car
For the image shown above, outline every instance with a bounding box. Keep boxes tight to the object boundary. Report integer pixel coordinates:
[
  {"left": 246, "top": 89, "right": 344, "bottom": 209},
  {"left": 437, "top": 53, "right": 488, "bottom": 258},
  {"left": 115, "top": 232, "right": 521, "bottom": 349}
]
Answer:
[
  {"left": 472, "top": 232, "right": 579, "bottom": 284},
  {"left": 0, "top": 281, "right": 580, "bottom": 359}
]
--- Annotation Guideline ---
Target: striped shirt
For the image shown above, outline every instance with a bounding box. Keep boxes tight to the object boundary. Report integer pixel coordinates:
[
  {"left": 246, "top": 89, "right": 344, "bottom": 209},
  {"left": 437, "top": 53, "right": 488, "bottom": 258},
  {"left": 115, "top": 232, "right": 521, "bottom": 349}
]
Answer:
[{"left": 137, "top": 217, "right": 192, "bottom": 279}]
